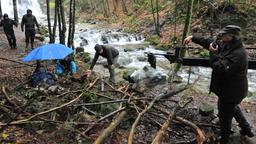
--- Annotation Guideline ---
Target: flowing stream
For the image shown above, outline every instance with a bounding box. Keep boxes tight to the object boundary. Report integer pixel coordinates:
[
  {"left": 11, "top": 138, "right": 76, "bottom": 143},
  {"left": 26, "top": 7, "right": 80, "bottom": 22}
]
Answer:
[
  {"left": 1, "top": 0, "right": 44, "bottom": 19},
  {"left": 3, "top": 0, "right": 256, "bottom": 102}
]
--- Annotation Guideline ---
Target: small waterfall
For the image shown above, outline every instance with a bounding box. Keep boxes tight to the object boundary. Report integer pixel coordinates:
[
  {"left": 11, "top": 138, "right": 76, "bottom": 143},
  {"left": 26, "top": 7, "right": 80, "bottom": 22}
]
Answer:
[{"left": 0, "top": 0, "right": 44, "bottom": 19}]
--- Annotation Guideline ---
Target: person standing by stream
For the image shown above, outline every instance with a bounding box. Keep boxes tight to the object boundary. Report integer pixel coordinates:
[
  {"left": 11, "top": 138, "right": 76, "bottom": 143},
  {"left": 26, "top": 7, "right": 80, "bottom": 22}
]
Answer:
[
  {"left": 184, "top": 25, "right": 254, "bottom": 144},
  {"left": 21, "top": 9, "right": 40, "bottom": 52},
  {"left": 0, "top": 14, "right": 18, "bottom": 49}
]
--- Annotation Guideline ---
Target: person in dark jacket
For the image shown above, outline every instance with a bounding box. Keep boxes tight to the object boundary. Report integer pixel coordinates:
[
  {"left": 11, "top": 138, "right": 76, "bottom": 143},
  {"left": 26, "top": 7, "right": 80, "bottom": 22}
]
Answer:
[
  {"left": 21, "top": 9, "right": 40, "bottom": 51},
  {"left": 0, "top": 14, "right": 18, "bottom": 49},
  {"left": 89, "top": 44, "right": 119, "bottom": 83},
  {"left": 184, "top": 25, "right": 254, "bottom": 144}
]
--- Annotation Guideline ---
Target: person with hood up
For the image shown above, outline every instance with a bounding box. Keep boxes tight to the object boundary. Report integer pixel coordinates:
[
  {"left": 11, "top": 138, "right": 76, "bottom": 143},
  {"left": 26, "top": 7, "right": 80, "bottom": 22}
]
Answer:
[
  {"left": 184, "top": 25, "right": 254, "bottom": 144},
  {"left": 21, "top": 9, "right": 40, "bottom": 51},
  {"left": 0, "top": 13, "right": 18, "bottom": 49},
  {"left": 88, "top": 44, "right": 119, "bottom": 83}
]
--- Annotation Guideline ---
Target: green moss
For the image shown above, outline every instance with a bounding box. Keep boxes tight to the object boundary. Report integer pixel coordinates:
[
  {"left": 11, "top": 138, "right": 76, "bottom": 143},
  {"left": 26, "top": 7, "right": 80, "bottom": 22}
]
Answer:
[
  {"left": 145, "top": 35, "right": 160, "bottom": 45},
  {"left": 156, "top": 44, "right": 169, "bottom": 51},
  {"left": 81, "top": 52, "right": 91, "bottom": 63}
]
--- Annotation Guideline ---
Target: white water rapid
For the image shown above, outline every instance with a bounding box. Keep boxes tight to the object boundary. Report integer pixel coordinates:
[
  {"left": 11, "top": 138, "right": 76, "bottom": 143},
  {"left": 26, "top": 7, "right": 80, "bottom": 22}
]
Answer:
[{"left": 0, "top": 0, "right": 44, "bottom": 19}]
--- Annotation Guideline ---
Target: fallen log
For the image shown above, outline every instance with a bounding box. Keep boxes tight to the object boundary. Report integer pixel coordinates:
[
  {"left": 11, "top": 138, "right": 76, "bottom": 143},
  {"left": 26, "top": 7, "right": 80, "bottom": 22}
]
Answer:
[
  {"left": 151, "top": 97, "right": 193, "bottom": 144},
  {"left": 0, "top": 57, "right": 35, "bottom": 67},
  {"left": 93, "top": 110, "right": 128, "bottom": 144}
]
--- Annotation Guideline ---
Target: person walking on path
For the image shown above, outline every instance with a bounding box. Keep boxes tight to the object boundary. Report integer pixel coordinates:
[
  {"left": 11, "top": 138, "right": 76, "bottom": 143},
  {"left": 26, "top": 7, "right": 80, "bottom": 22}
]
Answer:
[
  {"left": 184, "top": 25, "right": 254, "bottom": 144},
  {"left": 88, "top": 44, "right": 119, "bottom": 83},
  {"left": 0, "top": 14, "right": 18, "bottom": 49},
  {"left": 21, "top": 9, "right": 40, "bottom": 51}
]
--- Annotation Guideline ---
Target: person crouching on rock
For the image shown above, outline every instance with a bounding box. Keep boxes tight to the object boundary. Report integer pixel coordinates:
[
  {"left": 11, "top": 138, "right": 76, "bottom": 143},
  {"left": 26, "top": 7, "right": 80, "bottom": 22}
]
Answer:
[
  {"left": 88, "top": 44, "right": 119, "bottom": 83},
  {"left": 0, "top": 14, "right": 18, "bottom": 49}
]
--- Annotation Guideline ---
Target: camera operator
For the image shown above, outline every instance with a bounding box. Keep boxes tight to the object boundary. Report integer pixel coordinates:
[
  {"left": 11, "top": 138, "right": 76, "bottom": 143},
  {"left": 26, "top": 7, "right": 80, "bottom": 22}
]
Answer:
[{"left": 184, "top": 25, "right": 254, "bottom": 144}]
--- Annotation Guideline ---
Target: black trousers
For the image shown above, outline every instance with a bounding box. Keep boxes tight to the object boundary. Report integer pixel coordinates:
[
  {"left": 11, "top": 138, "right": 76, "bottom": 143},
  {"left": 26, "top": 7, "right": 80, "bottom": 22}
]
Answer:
[
  {"left": 218, "top": 99, "right": 251, "bottom": 138},
  {"left": 5, "top": 32, "right": 16, "bottom": 48},
  {"left": 25, "top": 29, "right": 35, "bottom": 49}
]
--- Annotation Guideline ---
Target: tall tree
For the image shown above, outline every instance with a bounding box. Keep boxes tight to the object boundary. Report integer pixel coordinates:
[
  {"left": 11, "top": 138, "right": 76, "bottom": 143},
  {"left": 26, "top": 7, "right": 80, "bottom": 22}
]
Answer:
[
  {"left": 13, "top": 0, "right": 18, "bottom": 22},
  {"left": 121, "top": 0, "right": 128, "bottom": 14},
  {"left": 150, "top": 0, "right": 160, "bottom": 35},
  {"left": 171, "top": 0, "right": 194, "bottom": 81},
  {"left": 68, "top": 0, "right": 76, "bottom": 48},
  {"left": 46, "top": 0, "right": 53, "bottom": 43},
  {"left": 59, "top": 0, "right": 66, "bottom": 44},
  {"left": 0, "top": 1, "right": 2, "bottom": 18},
  {"left": 52, "top": 0, "right": 58, "bottom": 43},
  {"left": 102, "top": 0, "right": 109, "bottom": 17}
]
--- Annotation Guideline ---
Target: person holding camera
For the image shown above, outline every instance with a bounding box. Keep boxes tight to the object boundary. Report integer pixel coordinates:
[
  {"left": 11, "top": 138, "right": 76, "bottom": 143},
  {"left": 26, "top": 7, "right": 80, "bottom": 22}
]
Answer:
[
  {"left": 88, "top": 44, "right": 119, "bottom": 83},
  {"left": 184, "top": 25, "right": 254, "bottom": 144}
]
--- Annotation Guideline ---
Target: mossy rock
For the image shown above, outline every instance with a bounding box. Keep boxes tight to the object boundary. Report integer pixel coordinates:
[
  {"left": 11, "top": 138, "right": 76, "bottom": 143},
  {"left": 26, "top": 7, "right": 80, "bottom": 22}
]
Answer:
[
  {"left": 75, "top": 47, "right": 84, "bottom": 54},
  {"left": 199, "top": 103, "right": 214, "bottom": 116},
  {"left": 156, "top": 44, "right": 169, "bottom": 51},
  {"left": 81, "top": 52, "right": 91, "bottom": 63},
  {"left": 122, "top": 69, "right": 136, "bottom": 81},
  {"left": 145, "top": 35, "right": 160, "bottom": 45},
  {"left": 101, "top": 35, "right": 108, "bottom": 44},
  {"left": 137, "top": 56, "right": 147, "bottom": 62}
]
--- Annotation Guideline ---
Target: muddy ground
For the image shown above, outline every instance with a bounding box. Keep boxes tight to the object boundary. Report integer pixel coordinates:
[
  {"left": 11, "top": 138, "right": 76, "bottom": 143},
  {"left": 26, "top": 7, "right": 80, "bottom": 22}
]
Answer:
[{"left": 0, "top": 28, "right": 256, "bottom": 144}]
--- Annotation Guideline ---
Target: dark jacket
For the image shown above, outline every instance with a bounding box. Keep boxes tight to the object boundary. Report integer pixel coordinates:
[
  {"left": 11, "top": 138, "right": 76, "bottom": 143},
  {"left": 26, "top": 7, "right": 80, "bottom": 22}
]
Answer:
[
  {"left": 90, "top": 45, "right": 119, "bottom": 70},
  {"left": 21, "top": 14, "right": 39, "bottom": 31},
  {"left": 0, "top": 19, "right": 17, "bottom": 34},
  {"left": 192, "top": 36, "right": 248, "bottom": 103}
]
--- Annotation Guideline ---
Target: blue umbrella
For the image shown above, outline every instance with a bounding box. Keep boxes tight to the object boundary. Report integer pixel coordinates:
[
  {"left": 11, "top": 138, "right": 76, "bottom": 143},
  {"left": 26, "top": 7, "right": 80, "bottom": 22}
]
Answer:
[{"left": 23, "top": 44, "right": 73, "bottom": 62}]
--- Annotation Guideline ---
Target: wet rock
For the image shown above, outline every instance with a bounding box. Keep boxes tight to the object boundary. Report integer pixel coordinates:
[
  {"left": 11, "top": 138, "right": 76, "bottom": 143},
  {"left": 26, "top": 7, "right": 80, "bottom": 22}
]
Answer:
[
  {"left": 199, "top": 103, "right": 214, "bottom": 116},
  {"left": 130, "top": 65, "right": 168, "bottom": 87},
  {"left": 87, "top": 19, "right": 97, "bottom": 24},
  {"left": 75, "top": 47, "right": 84, "bottom": 54},
  {"left": 101, "top": 35, "right": 108, "bottom": 44},
  {"left": 80, "top": 38, "right": 88, "bottom": 47},
  {"left": 117, "top": 57, "right": 133, "bottom": 67},
  {"left": 137, "top": 56, "right": 147, "bottom": 62}
]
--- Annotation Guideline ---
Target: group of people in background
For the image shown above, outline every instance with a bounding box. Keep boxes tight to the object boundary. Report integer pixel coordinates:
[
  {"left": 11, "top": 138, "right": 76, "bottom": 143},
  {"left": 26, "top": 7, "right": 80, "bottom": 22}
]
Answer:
[{"left": 0, "top": 9, "right": 39, "bottom": 51}]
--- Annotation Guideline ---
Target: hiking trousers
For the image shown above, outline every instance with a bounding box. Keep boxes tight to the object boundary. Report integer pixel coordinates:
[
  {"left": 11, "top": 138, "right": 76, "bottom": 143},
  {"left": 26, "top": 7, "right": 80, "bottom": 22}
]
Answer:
[
  {"left": 218, "top": 99, "right": 251, "bottom": 141},
  {"left": 5, "top": 32, "right": 16, "bottom": 48}
]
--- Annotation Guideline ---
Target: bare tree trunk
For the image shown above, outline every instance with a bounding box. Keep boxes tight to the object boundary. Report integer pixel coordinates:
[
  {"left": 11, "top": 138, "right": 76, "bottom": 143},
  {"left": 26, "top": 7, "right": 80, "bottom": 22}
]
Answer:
[
  {"left": 13, "top": 0, "right": 18, "bottom": 22},
  {"left": 57, "top": 0, "right": 62, "bottom": 44},
  {"left": 113, "top": 0, "right": 118, "bottom": 14},
  {"left": 71, "top": 0, "right": 76, "bottom": 48},
  {"left": 59, "top": 0, "right": 66, "bottom": 44},
  {"left": 121, "top": 0, "right": 128, "bottom": 14},
  {"left": 102, "top": 0, "right": 109, "bottom": 17},
  {"left": 156, "top": 0, "right": 160, "bottom": 35},
  {"left": 68, "top": 0, "right": 73, "bottom": 47},
  {"left": 68, "top": 0, "right": 76, "bottom": 48},
  {"left": 46, "top": 0, "right": 53, "bottom": 43},
  {"left": 0, "top": 1, "right": 2, "bottom": 18},
  {"left": 52, "top": 0, "right": 58, "bottom": 43},
  {"left": 150, "top": 0, "right": 159, "bottom": 35},
  {"left": 171, "top": 0, "right": 194, "bottom": 80}
]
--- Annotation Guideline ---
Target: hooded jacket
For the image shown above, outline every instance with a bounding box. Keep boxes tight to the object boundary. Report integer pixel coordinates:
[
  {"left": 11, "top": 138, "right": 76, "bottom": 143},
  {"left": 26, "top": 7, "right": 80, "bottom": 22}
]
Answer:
[
  {"left": 21, "top": 14, "right": 39, "bottom": 31},
  {"left": 90, "top": 45, "right": 119, "bottom": 70},
  {"left": 0, "top": 17, "right": 17, "bottom": 34},
  {"left": 192, "top": 36, "right": 248, "bottom": 103}
]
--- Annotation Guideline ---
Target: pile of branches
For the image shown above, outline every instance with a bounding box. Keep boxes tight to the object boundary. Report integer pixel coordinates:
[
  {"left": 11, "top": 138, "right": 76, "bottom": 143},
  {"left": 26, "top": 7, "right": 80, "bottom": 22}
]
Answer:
[{"left": 0, "top": 74, "right": 219, "bottom": 144}]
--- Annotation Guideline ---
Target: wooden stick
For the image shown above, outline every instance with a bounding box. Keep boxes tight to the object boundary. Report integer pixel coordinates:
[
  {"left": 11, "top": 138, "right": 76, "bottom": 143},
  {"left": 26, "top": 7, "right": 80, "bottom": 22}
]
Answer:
[
  {"left": 84, "top": 107, "right": 126, "bottom": 134},
  {"left": 151, "top": 96, "right": 193, "bottom": 144},
  {"left": 0, "top": 57, "right": 34, "bottom": 67},
  {"left": 6, "top": 77, "right": 99, "bottom": 125},
  {"left": 93, "top": 110, "right": 127, "bottom": 144}
]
